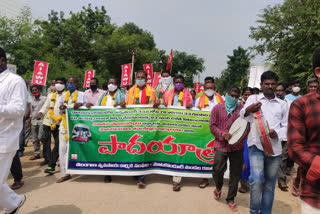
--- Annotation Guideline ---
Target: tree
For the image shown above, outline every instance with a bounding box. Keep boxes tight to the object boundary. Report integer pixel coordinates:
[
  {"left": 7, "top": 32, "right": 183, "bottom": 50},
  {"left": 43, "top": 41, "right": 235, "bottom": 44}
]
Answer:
[
  {"left": 249, "top": 0, "right": 320, "bottom": 84},
  {"left": 215, "top": 46, "right": 251, "bottom": 93},
  {"left": 0, "top": 5, "right": 205, "bottom": 89},
  {"left": 171, "top": 51, "right": 205, "bottom": 87}
]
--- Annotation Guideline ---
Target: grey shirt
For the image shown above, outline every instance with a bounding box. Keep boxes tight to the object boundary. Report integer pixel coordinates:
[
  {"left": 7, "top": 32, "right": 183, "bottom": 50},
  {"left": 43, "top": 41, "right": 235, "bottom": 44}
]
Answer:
[{"left": 31, "top": 95, "right": 46, "bottom": 125}]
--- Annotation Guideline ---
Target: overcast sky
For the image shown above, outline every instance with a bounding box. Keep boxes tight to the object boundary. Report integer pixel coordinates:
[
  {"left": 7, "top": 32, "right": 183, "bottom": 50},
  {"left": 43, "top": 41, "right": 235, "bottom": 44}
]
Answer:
[{"left": 24, "top": 0, "right": 283, "bottom": 80}]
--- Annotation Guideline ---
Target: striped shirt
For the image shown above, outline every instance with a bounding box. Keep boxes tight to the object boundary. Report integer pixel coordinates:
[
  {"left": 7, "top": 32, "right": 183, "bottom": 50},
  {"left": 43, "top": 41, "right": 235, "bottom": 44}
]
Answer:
[{"left": 210, "top": 103, "right": 244, "bottom": 152}]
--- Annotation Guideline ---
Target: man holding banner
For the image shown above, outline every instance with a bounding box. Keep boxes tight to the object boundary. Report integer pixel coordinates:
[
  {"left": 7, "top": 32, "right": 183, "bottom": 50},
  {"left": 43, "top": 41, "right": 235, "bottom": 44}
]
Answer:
[
  {"left": 196, "top": 81, "right": 224, "bottom": 188},
  {"left": 163, "top": 74, "right": 193, "bottom": 191},
  {"left": 155, "top": 70, "right": 173, "bottom": 103},
  {"left": 126, "top": 70, "right": 157, "bottom": 106},
  {"left": 57, "top": 76, "right": 87, "bottom": 183},
  {"left": 210, "top": 86, "right": 245, "bottom": 212},
  {"left": 92, "top": 76, "right": 126, "bottom": 183},
  {"left": 126, "top": 70, "right": 157, "bottom": 187},
  {"left": 84, "top": 77, "right": 104, "bottom": 106}
]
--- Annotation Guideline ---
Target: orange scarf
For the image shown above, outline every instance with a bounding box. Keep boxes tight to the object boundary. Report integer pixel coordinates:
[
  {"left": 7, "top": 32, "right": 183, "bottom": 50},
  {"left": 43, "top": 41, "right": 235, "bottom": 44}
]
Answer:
[
  {"left": 198, "top": 92, "right": 223, "bottom": 108},
  {"left": 163, "top": 88, "right": 192, "bottom": 107},
  {"left": 126, "top": 84, "right": 157, "bottom": 105}
]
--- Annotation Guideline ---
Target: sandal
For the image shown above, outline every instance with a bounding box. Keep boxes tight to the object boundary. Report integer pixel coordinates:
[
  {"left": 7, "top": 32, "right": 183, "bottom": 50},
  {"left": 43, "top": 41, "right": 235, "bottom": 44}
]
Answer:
[
  {"left": 56, "top": 175, "right": 72, "bottom": 183},
  {"left": 238, "top": 186, "right": 247, "bottom": 193},
  {"left": 227, "top": 201, "right": 238, "bottom": 212},
  {"left": 213, "top": 188, "right": 221, "bottom": 200},
  {"left": 172, "top": 182, "right": 181, "bottom": 192},
  {"left": 291, "top": 184, "right": 300, "bottom": 197},
  {"left": 199, "top": 179, "right": 209, "bottom": 188}
]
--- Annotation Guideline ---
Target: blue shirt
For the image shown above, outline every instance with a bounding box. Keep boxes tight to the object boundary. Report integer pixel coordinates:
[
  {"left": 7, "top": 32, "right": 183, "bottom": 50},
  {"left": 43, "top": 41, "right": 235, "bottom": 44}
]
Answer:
[{"left": 285, "top": 94, "right": 301, "bottom": 101}]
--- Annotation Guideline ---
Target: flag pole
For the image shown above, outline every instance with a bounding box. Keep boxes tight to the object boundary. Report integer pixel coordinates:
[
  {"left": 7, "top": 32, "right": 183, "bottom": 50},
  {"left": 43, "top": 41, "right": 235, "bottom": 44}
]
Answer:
[
  {"left": 170, "top": 49, "right": 173, "bottom": 74},
  {"left": 130, "top": 46, "right": 136, "bottom": 86}
]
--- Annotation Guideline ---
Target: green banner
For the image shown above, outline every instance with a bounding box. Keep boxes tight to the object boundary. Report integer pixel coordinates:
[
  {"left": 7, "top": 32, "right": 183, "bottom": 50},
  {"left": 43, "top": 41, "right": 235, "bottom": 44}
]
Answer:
[{"left": 66, "top": 106, "right": 215, "bottom": 178}]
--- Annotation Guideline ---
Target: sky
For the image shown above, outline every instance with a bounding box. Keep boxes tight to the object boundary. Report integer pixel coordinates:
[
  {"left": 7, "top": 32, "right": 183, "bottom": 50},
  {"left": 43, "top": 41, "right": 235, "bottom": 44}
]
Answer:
[{"left": 20, "top": 0, "right": 283, "bottom": 80}]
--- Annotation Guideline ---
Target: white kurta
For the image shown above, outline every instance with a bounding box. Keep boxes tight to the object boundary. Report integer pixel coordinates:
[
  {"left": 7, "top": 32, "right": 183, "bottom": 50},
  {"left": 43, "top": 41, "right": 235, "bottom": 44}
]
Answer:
[{"left": 0, "top": 69, "right": 26, "bottom": 212}]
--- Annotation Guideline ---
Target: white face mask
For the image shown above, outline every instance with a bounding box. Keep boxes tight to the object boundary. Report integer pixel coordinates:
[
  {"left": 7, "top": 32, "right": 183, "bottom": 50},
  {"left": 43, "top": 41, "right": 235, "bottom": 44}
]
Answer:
[
  {"left": 55, "top": 83, "right": 65, "bottom": 92},
  {"left": 292, "top": 86, "right": 301, "bottom": 93},
  {"left": 161, "top": 76, "right": 171, "bottom": 85},
  {"left": 108, "top": 84, "right": 118, "bottom": 92},
  {"left": 205, "top": 89, "right": 215, "bottom": 97}
]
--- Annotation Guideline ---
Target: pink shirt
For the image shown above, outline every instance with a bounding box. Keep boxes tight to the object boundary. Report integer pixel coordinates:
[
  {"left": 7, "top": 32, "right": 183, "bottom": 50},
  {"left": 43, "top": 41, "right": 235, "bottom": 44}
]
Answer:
[{"left": 84, "top": 88, "right": 104, "bottom": 105}]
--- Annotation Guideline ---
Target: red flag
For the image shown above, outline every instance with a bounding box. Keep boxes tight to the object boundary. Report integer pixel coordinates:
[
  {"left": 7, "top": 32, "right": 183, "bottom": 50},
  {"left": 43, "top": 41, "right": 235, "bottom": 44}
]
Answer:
[
  {"left": 143, "top": 64, "right": 153, "bottom": 86},
  {"left": 166, "top": 49, "right": 173, "bottom": 71},
  {"left": 83, "top": 70, "right": 95, "bottom": 88},
  {"left": 194, "top": 82, "right": 201, "bottom": 93},
  {"left": 199, "top": 85, "right": 204, "bottom": 93},
  {"left": 121, "top": 64, "right": 131, "bottom": 87},
  {"left": 152, "top": 72, "right": 161, "bottom": 88},
  {"left": 31, "top": 61, "right": 49, "bottom": 86}
]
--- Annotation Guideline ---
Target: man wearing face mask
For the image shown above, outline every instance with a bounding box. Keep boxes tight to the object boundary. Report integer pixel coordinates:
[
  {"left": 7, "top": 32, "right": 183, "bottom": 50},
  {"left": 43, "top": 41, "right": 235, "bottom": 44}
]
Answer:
[
  {"left": 126, "top": 71, "right": 157, "bottom": 188},
  {"left": 195, "top": 81, "right": 224, "bottom": 188},
  {"left": 95, "top": 77, "right": 126, "bottom": 108},
  {"left": 210, "top": 86, "right": 247, "bottom": 212},
  {"left": 196, "top": 82, "right": 224, "bottom": 110},
  {"left": 90, "top": 77, "right": 126, "bottom": 183},
  {"left": 0, "top": 47, "right": 27, "bottom": 214},
  {"left": 275, "top": 83, "right": 292, "bottom": 192},
  {"left": 84, "top": 77, "right": 104, "bottom": 106},
  {"left": 155, "top": 70, "right": 174, "bottom": 103},
  {"left": 126, "top": 70, "right": 157, "bottom": 106},
  {"left": 285, "top": 80, "right": 302, "bottom": 101},
  {"left": 29, "top": 85, "right": 47, "bottom": 161},
  {"left": 37, "top": 77, "right": 66, "bottom": 174},
  {"left": 163, "top": 75, "right": 193, "bottom": 191},
  {"left": 241, "top": 71, "right": 288, "bottom": 214},
  {"left": 57, "top": 76, "right": 87, "bottom": 183}
]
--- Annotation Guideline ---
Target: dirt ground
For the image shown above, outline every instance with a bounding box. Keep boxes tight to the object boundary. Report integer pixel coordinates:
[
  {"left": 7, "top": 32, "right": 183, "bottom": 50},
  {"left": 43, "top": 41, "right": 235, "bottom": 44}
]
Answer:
[{"left": 3, "top": 144, "right": 301, "bottom": 214}]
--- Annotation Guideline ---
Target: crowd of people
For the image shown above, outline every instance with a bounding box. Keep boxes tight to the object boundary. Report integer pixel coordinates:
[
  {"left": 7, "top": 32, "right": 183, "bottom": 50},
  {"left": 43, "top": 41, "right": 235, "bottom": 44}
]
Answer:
[{"left": 1, "top": 45, "right": 320, "bottom": 214}]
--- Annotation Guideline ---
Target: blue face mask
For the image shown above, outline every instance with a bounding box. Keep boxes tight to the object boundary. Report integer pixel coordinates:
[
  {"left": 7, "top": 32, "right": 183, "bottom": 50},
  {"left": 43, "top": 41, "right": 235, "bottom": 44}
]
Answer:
[
  {"left": 225, "top": 93, "right": 238, "bottom": 115},
  {"left": 67, "top": 83, "right": 76, "bottom": 91}
]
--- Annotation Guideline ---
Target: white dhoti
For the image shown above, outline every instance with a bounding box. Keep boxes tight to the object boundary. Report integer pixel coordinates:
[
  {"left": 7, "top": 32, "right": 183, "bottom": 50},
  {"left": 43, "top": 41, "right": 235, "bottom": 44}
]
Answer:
[
  {"left": 0, "top": 151, "right": 23, "bottom": 213},
  {"left": 59, "top": 132, "right": 69, "bottom": 178}
]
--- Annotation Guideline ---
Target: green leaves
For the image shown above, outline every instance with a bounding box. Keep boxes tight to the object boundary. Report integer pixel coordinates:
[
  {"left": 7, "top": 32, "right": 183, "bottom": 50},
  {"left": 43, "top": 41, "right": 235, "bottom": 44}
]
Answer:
[
  {"left": 216, "top": 47, "right": 251, "bottom": 93},
  {"left": 250, "top": 0, "right": 320, "bottom": 88},
  {"left": 0, "top": 5, "right": 204, "bottom": 90}
]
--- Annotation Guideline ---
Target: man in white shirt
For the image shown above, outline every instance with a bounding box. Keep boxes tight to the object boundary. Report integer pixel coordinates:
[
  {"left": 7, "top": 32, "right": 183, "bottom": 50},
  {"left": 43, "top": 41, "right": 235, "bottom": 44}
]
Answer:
[
  {"left": 240, "top": 71, "right": 288, "bottom": 214},
  {"left": 37, "top": 77, "right": 66, "bottom": 174},
  {"left": 0, "top": 47, "right": 26, "bottom": 214},
  {"left": 57, "top": 76, "right": 87, "bottom": 183}
]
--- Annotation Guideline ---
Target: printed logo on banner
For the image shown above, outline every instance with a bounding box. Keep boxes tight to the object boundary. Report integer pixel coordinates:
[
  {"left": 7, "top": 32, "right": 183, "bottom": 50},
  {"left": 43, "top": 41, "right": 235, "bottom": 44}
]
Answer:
[
  {"left": 72, "top": 124, "right": 92, "bottom": 144},
  {"left": 31, "top": 61, "right": 49, "bottom": 86},
  {"left": 71, "top": 154, "right": 78, "bottom": 159}
]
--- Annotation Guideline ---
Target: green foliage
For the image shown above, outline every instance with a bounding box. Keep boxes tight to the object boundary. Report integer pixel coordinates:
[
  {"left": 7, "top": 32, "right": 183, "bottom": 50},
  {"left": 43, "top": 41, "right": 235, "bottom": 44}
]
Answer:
[
  {"left": 0, "top": 5, "right": 205, "bottom": 88},
  {"left": 249, "top": 0, "right": 320, "bottom": 86},
  {"left": 215, "top": 47, "right": 251, "bottom": 93}
]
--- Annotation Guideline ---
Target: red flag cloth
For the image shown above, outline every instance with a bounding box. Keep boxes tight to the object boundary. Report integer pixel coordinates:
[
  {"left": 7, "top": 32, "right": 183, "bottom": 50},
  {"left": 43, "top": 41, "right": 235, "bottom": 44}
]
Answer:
[
  {"left": 31, "top": 61, "right": 49, "bottom": 86},
  {"left": 152, "top": 72, "right": 161, "bottom": 88},
  {"left": 166, "top": 49, "right": 173, "bottom": 71},
  {"left": 121, "top": 64, "right": 131, "bottom": 87},
  {"left": 83, "top": 70, "right": 95, "bottom": 88},
  {"left": 199, "top": 85, "right": 204, "bottom": 93},
  {"left": 143, "top": 64, "right": 153, "bottom": 86},
  {"left": 194, "top": 82, "right": 201, "bottom": 93}
]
